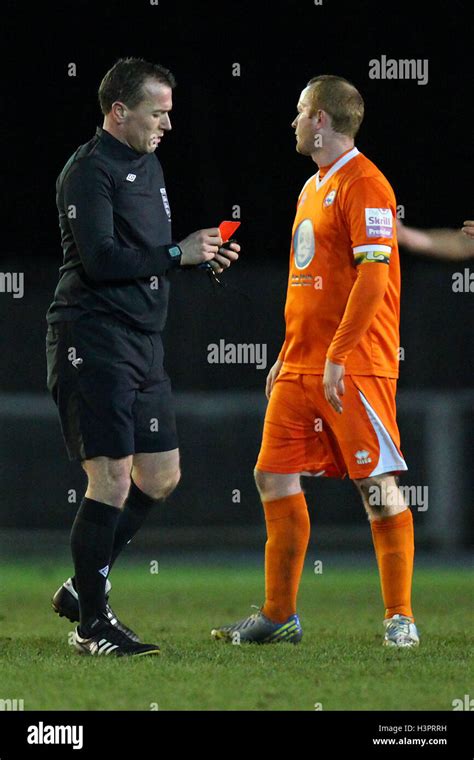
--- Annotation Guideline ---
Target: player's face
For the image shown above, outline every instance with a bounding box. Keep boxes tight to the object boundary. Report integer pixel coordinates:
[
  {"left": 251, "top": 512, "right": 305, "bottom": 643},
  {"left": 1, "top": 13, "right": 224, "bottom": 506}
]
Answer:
[
  {"left": 292, "top": 87, "right": 319, "bottom": 156},
  {"left": 122, "top": 81, "right": 173, "bottom": 154}
]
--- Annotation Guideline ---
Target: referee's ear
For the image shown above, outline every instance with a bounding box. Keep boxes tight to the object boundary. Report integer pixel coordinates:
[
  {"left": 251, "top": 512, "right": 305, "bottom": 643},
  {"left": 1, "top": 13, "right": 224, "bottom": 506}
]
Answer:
[{"left": 109, "top": 101, "right": 128, "bottom": 125}]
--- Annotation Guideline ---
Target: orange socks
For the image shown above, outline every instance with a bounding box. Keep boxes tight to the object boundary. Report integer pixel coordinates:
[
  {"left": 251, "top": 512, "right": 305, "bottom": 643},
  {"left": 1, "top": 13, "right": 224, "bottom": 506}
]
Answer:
[
  {"left": 261, "top": 492, "right": 310, "bottom": 623},
  {"left": 371, "top": 509, "right": 415, "bottom": 620},
  {"left": 260, "top": 495, "right": 414, "bottom": 623}
]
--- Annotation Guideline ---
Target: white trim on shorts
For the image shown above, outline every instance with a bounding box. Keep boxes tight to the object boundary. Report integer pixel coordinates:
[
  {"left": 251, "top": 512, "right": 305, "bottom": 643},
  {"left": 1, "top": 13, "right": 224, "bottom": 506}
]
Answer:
[{"left": 358, "top": 390, "right": 408, "bottom": 476}]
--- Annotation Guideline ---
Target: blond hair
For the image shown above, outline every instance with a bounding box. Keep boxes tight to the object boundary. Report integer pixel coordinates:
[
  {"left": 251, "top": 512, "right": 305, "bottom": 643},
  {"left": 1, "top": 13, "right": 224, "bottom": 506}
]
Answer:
[{"left": 306, "top": 75, "right": 364, "bottom": 138}]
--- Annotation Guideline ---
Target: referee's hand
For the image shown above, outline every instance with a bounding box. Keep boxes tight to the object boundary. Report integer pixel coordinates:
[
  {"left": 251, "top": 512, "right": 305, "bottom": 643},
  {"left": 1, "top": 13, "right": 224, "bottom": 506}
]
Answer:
[
  {"left": 209, "top": 241, "right": 240, "bottom": 274},
  {"left": 178, "top": 228, "right": 223, "bottom": 267}
]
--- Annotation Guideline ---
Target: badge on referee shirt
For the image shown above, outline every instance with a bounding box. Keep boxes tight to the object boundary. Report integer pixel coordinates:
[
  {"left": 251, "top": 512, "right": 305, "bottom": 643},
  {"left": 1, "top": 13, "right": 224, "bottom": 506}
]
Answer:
[{"left": 160, "top": 188, "right": 171, "bottom": 220}]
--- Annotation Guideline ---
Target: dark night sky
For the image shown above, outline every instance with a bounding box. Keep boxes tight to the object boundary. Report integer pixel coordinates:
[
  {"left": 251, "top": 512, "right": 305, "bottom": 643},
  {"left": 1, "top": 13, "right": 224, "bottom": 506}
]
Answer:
[{"left": 1, "top": 0, "right": 473, "bottom": 390}]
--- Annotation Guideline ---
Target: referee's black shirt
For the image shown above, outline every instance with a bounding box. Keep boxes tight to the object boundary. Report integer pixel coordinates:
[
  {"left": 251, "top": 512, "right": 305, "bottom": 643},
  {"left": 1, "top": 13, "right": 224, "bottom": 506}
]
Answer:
[{"left": 46, "top": 126, "right": 182, "bottom": 334}]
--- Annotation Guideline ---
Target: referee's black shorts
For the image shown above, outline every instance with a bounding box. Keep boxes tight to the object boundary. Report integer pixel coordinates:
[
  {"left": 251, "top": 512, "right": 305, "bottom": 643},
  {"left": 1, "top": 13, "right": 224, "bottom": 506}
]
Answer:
[{"left": 46, "top": 314, "right": 179, "bottom": 462}]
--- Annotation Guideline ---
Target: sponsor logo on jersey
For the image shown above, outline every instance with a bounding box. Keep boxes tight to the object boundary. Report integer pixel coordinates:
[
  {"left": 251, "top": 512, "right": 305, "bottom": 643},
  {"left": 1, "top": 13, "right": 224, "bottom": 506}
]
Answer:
[
  {"left": 290, "top": 273, "right": 323, "bottom": 289},
  {"left": 160, "top": 188, "right": 171, "bottom": 219},
  {"left": 323, "top": 190, "right": 337, "bottom": 207},
  {"left": 293, "top": 219, "right": 315, "bottom": 270},
  {"left": 126, "top": 173, "right": 136, "bottom": 182},
  {"left": 365, "top": 208, "right": 393, "bottom": 238},
  {"left": 355, "top": 449, "right": 372, "bottom": 465},
  {"left": 98, "top": 565, "right": 109, "bottom": 578}
]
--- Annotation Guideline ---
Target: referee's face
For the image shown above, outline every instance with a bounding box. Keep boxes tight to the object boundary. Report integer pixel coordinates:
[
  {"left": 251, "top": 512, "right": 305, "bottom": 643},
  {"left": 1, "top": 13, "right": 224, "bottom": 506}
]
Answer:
[{"left": 123, "top": 80, "right": 173, "bottom": 154}]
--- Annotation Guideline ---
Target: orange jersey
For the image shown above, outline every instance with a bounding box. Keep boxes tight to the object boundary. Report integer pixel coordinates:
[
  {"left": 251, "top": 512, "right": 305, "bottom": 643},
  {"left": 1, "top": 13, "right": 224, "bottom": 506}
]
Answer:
[{"left": 280, "top": 148, "right": 400, "bottom": 377}]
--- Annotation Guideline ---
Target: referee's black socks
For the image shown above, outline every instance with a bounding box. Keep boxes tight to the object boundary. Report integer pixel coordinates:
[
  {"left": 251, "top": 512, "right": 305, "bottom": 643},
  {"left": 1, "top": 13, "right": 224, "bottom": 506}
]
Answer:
[
  {"left": 70, "top": 482, "right": 157, "bottom": 634},
  {"left": 70, "top": 497, "right": 121, "bottom": 635},
  {"left": 108, "top": 479, "right": 157, "bottom": 569}
]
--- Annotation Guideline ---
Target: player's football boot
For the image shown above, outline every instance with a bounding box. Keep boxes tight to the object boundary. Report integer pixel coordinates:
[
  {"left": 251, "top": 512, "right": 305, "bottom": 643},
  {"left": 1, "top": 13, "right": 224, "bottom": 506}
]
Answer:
[
  {"left": 72, "top": 613, "right": 160, "bottom": 657},
  {"left": 383, "top": 614, "right": 420, "bottom": 648},
  {"left": 52, "top": 576, "right": 140, "bottom": 642},
  {"left": 211, "top": 608, "right": 303, "bottom": 644}
]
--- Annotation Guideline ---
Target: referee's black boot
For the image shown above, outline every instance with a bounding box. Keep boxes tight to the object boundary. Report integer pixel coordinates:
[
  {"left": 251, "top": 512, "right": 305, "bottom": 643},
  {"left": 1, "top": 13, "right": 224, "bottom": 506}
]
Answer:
[
  {"left": 52, "top": 576, "right": 140, "bottom": 642},
  {"left": 72, "top": 613, "right": 160, "bottom": 658}
]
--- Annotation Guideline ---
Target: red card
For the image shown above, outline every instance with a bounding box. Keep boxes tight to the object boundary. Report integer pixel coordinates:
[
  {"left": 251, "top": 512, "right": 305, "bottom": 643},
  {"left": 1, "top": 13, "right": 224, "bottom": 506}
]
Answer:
[{"left": 219, "top": 220, "right": 241, "bottom": 242}]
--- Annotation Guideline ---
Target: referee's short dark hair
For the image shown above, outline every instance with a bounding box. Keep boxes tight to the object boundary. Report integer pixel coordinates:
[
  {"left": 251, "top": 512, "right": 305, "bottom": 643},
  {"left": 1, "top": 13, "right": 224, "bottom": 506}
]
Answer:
[{"left": 98, "top": 57, "right": 177, "bottom": 115}]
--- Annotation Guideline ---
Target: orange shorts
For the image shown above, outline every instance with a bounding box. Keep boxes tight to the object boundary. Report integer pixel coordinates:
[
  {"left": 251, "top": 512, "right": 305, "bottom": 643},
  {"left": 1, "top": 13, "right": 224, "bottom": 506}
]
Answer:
[{"left": 256, "top": 372, "right": 407, "bottom": 479}]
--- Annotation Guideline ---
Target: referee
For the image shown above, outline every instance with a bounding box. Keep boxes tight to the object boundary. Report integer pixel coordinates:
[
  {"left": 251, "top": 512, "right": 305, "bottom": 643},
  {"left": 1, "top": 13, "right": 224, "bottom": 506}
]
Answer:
[{"left": 46, "top": 57, "right": 239, "bottom": 657}]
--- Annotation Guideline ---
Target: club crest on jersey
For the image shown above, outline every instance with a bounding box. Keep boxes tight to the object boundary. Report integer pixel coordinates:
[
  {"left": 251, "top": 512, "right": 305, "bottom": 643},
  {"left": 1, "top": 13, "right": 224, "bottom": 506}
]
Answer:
[
  {"left": 323, "top": 190, "right": 337, "bottom": 207},
  {"left": 365, "top": 208, "right": 393, "bottom": 238},
  {"left": 293, "top": 219, "right": 315, "bottom": 270}
]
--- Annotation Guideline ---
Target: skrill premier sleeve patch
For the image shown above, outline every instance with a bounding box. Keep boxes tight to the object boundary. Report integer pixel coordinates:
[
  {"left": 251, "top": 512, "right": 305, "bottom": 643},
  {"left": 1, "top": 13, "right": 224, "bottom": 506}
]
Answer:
[{"left": 365, "top": 208, "right": 393, "bottom": 238}]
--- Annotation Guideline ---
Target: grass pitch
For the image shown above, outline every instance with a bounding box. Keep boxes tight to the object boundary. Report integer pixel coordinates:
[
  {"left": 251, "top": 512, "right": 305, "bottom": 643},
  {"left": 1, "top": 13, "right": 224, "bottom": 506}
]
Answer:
[{"left": 0, "top": 562, "right": 472, "bottom": 711}]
